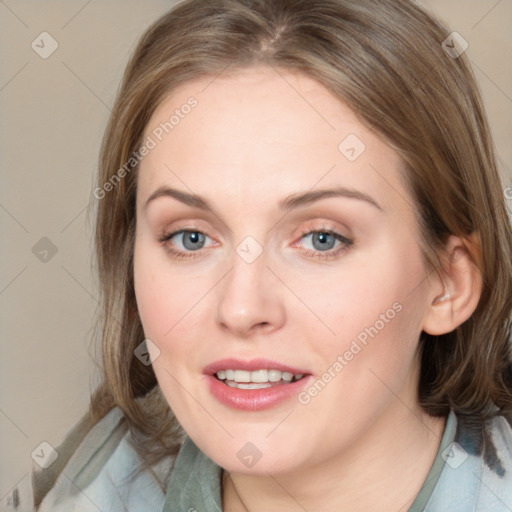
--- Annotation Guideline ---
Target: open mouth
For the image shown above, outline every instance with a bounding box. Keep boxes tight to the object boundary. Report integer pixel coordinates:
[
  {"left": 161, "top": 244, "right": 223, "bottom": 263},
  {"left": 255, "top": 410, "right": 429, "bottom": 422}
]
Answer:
[{"left": 214, "top": 369, "right": 306, "bottom": 390}]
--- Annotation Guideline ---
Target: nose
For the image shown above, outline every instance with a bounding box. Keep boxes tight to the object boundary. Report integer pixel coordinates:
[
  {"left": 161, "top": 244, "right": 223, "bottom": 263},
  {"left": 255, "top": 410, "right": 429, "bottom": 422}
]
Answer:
[{"left": 215, "top": 247, "right": 286, "bottom": 338}]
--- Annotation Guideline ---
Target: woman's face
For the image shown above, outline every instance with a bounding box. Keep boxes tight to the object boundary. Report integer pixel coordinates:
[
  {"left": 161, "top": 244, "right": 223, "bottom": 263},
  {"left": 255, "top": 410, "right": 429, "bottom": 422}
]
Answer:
[{"left": 134, "top": 66, "right": 438, "bottom": 474}]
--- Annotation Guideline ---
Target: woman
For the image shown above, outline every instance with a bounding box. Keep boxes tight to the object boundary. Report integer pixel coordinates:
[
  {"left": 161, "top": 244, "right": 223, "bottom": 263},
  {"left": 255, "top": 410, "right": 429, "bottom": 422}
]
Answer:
[{"left": 7, "top": 0, "right": 512, "bottom": 510}]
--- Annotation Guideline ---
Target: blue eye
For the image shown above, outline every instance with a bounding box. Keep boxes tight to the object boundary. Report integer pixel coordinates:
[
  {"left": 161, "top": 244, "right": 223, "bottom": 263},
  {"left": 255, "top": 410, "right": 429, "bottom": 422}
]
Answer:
[
  {"left": 297, "top": 229, "right": 353, "bottom": 260},
  {"left": 175, "top": 231, "right": 207, "bottom": 251},
  {"left": 302, "top": 231, "right": 338, "bottom": 251},
  {"left": 159, "top": 229, "right": 213, "bottom": 260},
  {"left": 159, "top": 227, "right": 353, "bottom": 261}
]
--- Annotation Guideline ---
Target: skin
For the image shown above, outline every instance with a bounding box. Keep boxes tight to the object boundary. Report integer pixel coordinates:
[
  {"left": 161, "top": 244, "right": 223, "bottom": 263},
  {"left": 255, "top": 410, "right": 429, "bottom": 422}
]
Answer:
[{"left": 133, "top": 66, "right": 481, "bottom": 511}]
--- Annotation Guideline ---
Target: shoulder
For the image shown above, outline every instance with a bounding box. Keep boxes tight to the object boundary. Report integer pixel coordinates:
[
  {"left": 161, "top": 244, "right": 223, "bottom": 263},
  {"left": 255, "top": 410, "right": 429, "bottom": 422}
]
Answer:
[
  {"left": 2, "top": 406, "right": 179, "bottom": 512},
  {"left": 486, "top": 414, "right": 512, "bottom": 477},
  {"left": 473, "top": 414, "right": 512, "bottom": 509},
  {"left": 426, "top": 412, "right": 512, "bottom": 511}
]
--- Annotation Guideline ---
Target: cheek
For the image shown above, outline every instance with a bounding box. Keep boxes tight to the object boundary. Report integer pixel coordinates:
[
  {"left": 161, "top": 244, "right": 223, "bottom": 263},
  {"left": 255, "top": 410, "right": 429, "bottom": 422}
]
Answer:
[
  {"left": 292, "top": 243, "right": 427, "bottom": 398},
  {"left": 134, "top": 242, "right": 206, "bottom": 342},
  {"left": 134, "top": 257, "right": 172, "bottom": 340},
  {"left": 133, "top": 243, "right": 214, "bottom": 429},
  {"left": 285, "top": 247, "right": 418, "bottom": 350},
  {"left": 136, "top": 278, "right": 174, "bottom": 339}
]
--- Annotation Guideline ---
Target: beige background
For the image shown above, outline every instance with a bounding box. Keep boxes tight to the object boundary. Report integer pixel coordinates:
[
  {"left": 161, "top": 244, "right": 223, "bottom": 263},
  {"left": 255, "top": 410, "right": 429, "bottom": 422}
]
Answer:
[{"left": 1, "top": 0, "right": 511, "bottom": 499}]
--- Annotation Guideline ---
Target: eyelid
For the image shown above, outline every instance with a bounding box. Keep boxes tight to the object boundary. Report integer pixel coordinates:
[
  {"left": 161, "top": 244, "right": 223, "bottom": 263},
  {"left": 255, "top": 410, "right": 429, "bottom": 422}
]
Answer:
[
  {"left": 159, "top": 225, "right": 209, "bottom": 242},
  {"left": 159, "top": 221, "right": 354, "bottom": 261},
  {"left": 158, "top": 227, "right": 217, "bottom": 261},
  {"left": 294, "top": 227, "right": 352, "bottom": 246},
  {"left": 291, "top": 219, "right": 352, "bottom": 244},
  {"left": 290, "top": 225, "right": 353, "bottom": 260}
]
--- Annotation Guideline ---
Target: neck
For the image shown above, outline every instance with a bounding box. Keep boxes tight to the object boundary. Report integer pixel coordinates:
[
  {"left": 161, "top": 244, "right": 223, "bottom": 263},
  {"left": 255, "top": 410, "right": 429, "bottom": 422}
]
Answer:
[{"left": 222, "top": 402, "right": 446, "bottom": 512}]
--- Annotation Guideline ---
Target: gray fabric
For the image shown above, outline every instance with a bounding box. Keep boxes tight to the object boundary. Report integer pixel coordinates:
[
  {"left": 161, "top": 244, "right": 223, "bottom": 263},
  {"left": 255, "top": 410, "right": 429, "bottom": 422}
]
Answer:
[
  {"left": 408, "top": 411, "right": 457, "bottom": 512},
  {"left": 31, "top": 408, "right": 99, "bottom": 509},
  {"left": 424, "top": 414, "right": 512, "bottom": 511},
  {"left": 1, "top": 406, "right": 175, "bottom": 512},
  {"left": 34, "top": 405, "right": 175, "bottom": 512},
  {"left": 162, "top": 437, "right": 223, "bottom": 512}
]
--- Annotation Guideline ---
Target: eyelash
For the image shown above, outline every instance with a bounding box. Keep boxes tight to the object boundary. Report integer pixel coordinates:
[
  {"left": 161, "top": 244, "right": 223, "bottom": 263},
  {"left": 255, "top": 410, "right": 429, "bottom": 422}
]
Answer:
[{"left": 158, "top": 227, "right": 353, "bottom": 261}]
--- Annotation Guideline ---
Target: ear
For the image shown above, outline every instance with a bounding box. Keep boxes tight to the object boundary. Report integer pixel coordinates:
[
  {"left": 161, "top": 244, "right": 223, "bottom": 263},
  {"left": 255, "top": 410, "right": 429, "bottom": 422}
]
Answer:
[{"left": 422, "top": 233, "right": 483, "bottom": 336}]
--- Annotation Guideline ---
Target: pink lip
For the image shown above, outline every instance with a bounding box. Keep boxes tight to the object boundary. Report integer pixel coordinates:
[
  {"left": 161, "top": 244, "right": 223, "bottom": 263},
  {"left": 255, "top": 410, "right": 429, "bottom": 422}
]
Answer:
[
  {"left": 203, "top": 358, "right": 310, "bottom": 376},
  {"left": 203, "top": 358, "right": 313, "bottom": 411},
  {"left": 206, "top": 375, "right": 313, "bottom": 411}
]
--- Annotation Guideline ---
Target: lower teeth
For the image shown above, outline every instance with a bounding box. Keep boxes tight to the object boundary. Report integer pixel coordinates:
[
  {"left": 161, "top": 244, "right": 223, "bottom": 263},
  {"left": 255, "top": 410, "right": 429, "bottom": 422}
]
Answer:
[
  {"left": 225, "top": 381, "right": 273, "bottom": 390},
  {"left": 222, "top": 377, "right": 302, "bottom": 390}
]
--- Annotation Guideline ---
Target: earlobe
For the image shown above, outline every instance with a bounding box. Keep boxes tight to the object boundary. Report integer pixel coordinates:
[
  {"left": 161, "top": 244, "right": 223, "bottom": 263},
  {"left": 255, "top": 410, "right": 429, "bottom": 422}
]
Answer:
[{"left": 422, "top": 235, "right": 483, "bottom": 336}]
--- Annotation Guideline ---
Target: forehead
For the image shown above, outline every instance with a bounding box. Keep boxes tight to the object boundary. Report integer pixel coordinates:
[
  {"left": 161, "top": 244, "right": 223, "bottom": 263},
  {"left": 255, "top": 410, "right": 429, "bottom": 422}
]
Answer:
[{"left": 138, "top": 66, "right": 407, "bottom": 214}]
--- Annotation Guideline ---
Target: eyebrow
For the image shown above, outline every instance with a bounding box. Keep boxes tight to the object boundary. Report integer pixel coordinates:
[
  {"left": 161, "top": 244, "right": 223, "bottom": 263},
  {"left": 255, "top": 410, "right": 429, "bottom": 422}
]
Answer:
[{"left": 143, "top": 185, "right": 383, "bottom": 213}]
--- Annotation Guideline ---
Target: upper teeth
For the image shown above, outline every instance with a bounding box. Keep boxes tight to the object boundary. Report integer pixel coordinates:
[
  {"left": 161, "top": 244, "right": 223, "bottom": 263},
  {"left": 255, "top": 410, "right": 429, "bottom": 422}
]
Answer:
[{"left": 216, "top": 369, "right": 304, "bottom": 383}]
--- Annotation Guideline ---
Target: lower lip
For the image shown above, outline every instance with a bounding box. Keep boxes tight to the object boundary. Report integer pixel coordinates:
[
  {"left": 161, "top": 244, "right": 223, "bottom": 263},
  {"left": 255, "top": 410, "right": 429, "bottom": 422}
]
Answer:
[{"left": 205, "top": 375, "right": 312, "bottom": 411}]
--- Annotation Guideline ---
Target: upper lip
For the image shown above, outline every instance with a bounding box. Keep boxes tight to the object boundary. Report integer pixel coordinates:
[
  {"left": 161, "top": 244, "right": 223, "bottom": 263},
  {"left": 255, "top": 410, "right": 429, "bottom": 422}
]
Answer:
[{"left": 203, "top": 358, "right": 310, "bottom": 376}]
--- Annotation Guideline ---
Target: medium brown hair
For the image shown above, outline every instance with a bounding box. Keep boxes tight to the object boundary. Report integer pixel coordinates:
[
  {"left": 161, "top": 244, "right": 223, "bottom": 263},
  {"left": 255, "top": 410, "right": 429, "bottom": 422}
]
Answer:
[{"left": 90, "top": 0, "right": 512, "bottom": 471}]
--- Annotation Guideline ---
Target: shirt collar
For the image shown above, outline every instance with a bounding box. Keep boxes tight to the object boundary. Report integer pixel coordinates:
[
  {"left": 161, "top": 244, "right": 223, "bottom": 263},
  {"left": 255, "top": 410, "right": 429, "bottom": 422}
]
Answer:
[{"left": 162, "top": 435, "right": 223, "bottom": 512}]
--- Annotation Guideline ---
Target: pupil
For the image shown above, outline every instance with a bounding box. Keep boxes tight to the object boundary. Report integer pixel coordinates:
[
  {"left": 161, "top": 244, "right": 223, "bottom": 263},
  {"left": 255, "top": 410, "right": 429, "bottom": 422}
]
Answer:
[
  {"left": 313, "top": 232, "right": 334, "bottom": 251},
  {"left": 184, "top": 231, "right": 204, "bottom": 250}
]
